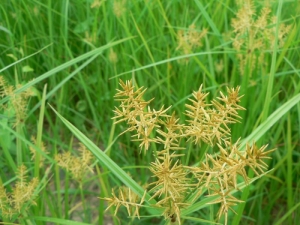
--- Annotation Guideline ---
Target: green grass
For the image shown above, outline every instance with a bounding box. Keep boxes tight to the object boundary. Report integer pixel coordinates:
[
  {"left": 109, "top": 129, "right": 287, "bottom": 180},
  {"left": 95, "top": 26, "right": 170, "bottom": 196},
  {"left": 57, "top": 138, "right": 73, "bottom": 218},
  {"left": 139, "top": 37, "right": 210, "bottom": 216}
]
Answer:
[{"left": 0, "top": 0, "right": 300, "bottom": 224}]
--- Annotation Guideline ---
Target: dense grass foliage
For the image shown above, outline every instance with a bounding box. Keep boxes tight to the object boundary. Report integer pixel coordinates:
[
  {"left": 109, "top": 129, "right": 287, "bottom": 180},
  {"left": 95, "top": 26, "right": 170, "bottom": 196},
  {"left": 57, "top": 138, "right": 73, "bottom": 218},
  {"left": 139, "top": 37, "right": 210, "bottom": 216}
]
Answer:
[{"left": 0, "top": 0, "right": 300, "bottom": 224}]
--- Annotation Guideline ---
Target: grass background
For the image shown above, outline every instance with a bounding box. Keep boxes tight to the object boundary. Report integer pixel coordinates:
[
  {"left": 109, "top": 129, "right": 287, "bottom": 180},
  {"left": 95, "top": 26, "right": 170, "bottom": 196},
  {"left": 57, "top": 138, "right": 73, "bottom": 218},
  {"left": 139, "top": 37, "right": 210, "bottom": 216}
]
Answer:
[{"left": 0, "top": 0, "right": 300, "bottom": 224}]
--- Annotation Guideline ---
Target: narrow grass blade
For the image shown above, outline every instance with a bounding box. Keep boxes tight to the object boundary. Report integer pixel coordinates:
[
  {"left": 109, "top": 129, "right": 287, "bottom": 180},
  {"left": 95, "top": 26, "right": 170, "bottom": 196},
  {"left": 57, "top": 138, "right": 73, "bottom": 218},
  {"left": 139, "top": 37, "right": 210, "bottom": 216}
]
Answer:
[
  {"left": 193, "top": 0, "right": 223, "bottom": 43},
  {"left": 34, "top": 84, "right": 47, "bottom": 177},
  {"left": 1, "top": 124, "right": 53, "bottom": 163},
  {"left": 262, "top": 0, "right": 283, "bottom": 121},
  {"left": 240, "top": 93, "right": 300, "bottom": 149},
  {"left": 33, "top": 217, "right": 92, "bottom": 225},
  {"left": 181, "top": 170, "right": 271, "bottom": 216},
  {"left": 111, "top": 51, "right": 234, "bottom": 79},
  {"left": 28, "top": 52, "right": 101, "bottom": 115},
  {"left": 274, "top": 202, "right": 300, "bottom": 225},
  {"left": 181, "top": 216, "right": 221, "bottom": 224},
  {"left": 49, "top": 105, "right": 158, "bottom": 208},
  {"left": 0, "top": 37, "right": 133, "bottom": 105},
  {"left": 0, "top": 44, "right": 52, "bottom": 73}
]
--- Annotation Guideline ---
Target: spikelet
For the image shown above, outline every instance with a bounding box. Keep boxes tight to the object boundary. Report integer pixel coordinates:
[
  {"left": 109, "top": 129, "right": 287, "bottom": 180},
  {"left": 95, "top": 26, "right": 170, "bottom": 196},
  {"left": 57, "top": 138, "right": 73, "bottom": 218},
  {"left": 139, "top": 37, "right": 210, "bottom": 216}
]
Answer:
[
  {"left": 176, "top": 24, "right": 208, "bottom": 63},
  {"left": 0, "top": 76, "right": 35, "bottom": 126},
  {"left": 184, "top": 85, "right": 245, "bottom": 145},
  {"left": 55, "top": 143, "right": 94, "bottom": 184},
  {"left": 0, "top": 165, "right": 39, "bottom": 219},
  {"left": 112, "top": 79, "right": 170, "bottom": 152}
]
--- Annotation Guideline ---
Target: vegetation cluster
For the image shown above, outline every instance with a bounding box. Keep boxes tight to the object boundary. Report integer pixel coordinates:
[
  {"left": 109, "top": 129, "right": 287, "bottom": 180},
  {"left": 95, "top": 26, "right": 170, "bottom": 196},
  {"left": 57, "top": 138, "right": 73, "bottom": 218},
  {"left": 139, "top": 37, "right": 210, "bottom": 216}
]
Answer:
[{"left": 0, "top": 0, "right": 299, "bottom": 224}]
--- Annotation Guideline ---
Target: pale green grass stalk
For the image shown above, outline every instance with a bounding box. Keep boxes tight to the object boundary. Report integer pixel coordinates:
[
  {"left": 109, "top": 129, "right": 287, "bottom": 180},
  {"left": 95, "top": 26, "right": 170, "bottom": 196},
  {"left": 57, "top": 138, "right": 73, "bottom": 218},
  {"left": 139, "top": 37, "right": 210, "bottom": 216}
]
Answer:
[
  {"left": 262, "top": 0, "right": 283, "bottom": 121},
  {"left": 34, "top": 84, "right": 47, "bottom": 177}
]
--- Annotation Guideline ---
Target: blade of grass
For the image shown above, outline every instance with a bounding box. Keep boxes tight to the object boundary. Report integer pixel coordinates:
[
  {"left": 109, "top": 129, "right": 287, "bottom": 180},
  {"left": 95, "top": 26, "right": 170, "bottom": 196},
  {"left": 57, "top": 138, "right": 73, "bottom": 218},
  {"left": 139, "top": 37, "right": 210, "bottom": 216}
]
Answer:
[
  {"left": 28, "top": 52, "right": 102, "bottom": 115},
  {"left": 181, "top": 216, "right": 221, "bottom": 224},
  {"left": 33, "top": 217, "right": 92, "bottom": 225},
  {"left": 48, "top": 104, "right": 161, "bottom": 214},
  {"left": 34, "top": 84, "right": 47, "bottom": 177},
  {"left": 0, "top": 37, "right": 133, "bottom": 105},
  {"left": 0, "top": 118, "right": 17, "bottom": 171},
  {"left": 0, "top": 44, "right": 52, "bottom": 74},
  {"left": 274, "top": 202, "right": 300, "bottom": 225},
  {"left": 240, "top": 93, "right": 300, "bottom": 149},
  {"left": 181, "top": 171, "right": 271, "bottom": 216},
  {"left": 111, "top": 50, "right": 234, "bottom": 79},
  {"left": 286, "top": 114, "right": 293, "bottom": 224},
  {"left": 261, "top": 0, "right": 283, "bottom": 121},
  {"left": 193, "top": 0, "right": 224, "bottom": 44},
  {"left": 0, "top": 124, "right": 53, "bottom": 163},
  {"left": 33, "top": 83, "right": 47, "bottom": 224}
]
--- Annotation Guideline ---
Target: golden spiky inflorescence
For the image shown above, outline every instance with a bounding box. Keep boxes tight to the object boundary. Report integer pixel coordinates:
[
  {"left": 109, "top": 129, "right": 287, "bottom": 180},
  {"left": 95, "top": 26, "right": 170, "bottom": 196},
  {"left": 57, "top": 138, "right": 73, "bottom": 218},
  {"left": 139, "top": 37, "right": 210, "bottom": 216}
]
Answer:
[
  {"left": 231, "top": 0, "right": 291, "bottom": 75},
  {"left": 55, "top": 143, "right": 94, "bottom": 184},
  {"left": 184, "top": 84, "right": 245, "bottom": 145},
  {"left": 102, "top": 79, "right": 275, "bottom": 224},
  {"left": 0, "top": 164, "right": 39, "bottom": 219},
  {"left": 189, "top": 139, "right": 275, "bottom": 224},
  {"left": 0, "top": 76, "right": 35, "bottom": 126},
  {"left": 148, "top": 153, "right": 192, "bottom": 221},
  {"left": 176, "top": 24, "right": 208, "bottom": 55},
  {"left": 113, "top": 79, "right": 171, "bottom": 152},
  {"left": 176, "top": 24, "right": 208, "bottom": 63}
]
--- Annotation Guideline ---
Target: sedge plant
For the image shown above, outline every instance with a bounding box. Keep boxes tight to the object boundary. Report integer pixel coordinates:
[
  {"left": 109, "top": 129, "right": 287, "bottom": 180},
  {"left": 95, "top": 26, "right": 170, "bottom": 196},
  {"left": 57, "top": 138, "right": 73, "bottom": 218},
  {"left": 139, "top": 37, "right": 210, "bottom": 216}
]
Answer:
[
  {"left": 1, "top": 0, "right": 298, "bottom": 224},
  {"left": 230, "top": 0, "right": 291, "bottom": 76},
  {"left": 0, "top": 77, "right": 39, "bottom": 220},
  {"left": 100, "top": 79, "right": 275, "bottom": 225}
]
